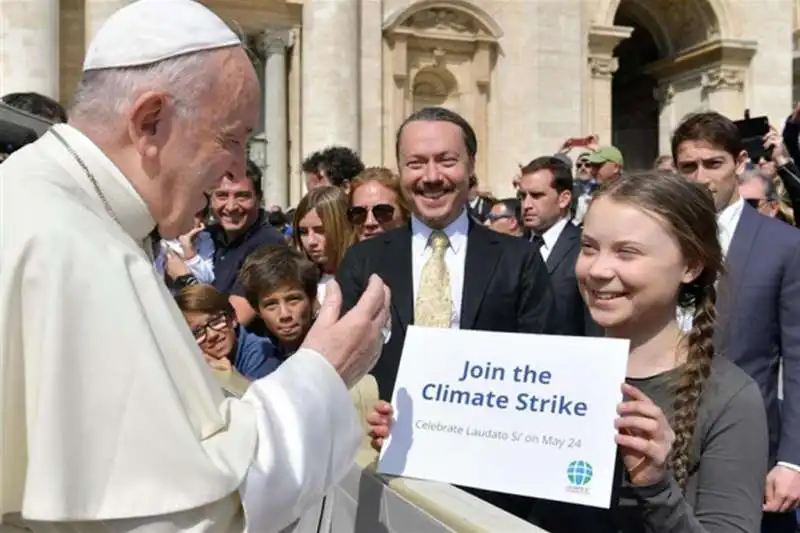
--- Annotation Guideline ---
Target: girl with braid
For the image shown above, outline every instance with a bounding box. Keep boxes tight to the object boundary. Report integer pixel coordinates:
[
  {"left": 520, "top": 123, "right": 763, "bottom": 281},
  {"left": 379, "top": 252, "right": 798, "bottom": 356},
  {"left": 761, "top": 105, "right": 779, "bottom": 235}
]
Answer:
[{"left": 367, "top": 172, "right": 769, "bottom": 532}]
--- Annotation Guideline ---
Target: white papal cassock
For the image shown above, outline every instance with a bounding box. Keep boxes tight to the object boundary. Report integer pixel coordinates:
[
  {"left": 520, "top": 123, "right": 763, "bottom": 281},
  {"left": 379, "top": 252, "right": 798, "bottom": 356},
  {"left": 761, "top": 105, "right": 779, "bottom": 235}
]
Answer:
[{"left": 0, "top": 124, "right": 362, "bottom": 532}]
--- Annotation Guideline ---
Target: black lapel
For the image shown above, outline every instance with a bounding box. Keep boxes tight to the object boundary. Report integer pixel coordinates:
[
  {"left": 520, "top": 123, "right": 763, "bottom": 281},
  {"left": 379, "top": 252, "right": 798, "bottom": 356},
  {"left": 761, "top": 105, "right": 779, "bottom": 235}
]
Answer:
[
  {"left": 379, "top": 226, "right": 414, "bottom": 329},
  {"left": 460, "top": 221, "right": 503, "bottom": 329},
  {"left": 716, "top": 204, "right": 760, "bottom": 344},
  {"left": 546, "top": 222, "right": 579, "bottom": 274}
]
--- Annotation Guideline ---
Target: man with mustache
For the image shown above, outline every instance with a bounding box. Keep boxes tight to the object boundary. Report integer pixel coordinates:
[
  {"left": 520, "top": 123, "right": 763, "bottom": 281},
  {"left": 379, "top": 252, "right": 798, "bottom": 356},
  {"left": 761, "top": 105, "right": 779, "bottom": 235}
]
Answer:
[{"left": 336, "top": 106, "right": 557, "bottom": 517}]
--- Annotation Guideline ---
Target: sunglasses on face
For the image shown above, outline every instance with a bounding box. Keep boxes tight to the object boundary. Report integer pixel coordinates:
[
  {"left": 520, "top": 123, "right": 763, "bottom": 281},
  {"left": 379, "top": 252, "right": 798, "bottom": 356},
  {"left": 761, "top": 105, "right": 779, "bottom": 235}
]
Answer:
[
  {"left": 347, "top": 204, "right": 396, "bottom": 225},
  {"left": 486, "top": 212, "right": 513, "bottom": 222}
]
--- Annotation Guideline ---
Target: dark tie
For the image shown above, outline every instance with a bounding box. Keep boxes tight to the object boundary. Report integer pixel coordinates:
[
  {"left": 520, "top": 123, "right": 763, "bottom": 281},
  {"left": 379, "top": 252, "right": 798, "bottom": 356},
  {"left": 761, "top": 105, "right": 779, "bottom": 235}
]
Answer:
[{"left": 530, "top": 234, "right": 545, "bottom": 249}]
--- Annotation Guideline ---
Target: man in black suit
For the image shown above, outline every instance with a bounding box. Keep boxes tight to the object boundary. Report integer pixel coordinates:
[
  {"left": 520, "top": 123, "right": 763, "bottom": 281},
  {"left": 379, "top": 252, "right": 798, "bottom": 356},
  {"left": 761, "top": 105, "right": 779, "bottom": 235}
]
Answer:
[
  {"left": 336, "top": 106, "right": 556, "bottom": 518},
  {"left": 672, "top": 112, "right": 800, "bottom": 533},
  {"left": 518, "top": 156, "right": 599, "bottom": 337}
]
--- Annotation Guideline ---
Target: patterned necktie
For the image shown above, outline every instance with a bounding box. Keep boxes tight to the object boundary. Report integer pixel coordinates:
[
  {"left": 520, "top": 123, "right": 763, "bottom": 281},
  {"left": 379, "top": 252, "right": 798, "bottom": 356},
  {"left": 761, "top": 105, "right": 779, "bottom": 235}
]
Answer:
[{"left": 415, "top": 231, "right": 453, "bottom": 328}]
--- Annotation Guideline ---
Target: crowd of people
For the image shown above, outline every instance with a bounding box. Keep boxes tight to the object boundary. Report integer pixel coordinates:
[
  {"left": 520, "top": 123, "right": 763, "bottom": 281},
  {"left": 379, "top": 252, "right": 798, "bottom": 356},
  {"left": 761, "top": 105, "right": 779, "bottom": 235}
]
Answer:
[{"left": 3, "top": 1, "right": 800, "bottom": 532}]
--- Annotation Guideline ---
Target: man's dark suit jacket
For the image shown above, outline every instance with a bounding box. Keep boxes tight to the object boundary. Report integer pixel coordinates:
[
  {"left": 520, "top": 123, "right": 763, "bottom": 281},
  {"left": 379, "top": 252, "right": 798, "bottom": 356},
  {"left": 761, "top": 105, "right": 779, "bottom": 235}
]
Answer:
[
  {"left": 337, "top": 219, "right": 557, "bottom": 401},
  {"left": 533, "top": 222, "right": 603, "bottom": 337},
  {"left": 717, "top": 203, "right": 800, "bottom": 467},
  {"left": 336, "top": 218, "right": 557, "bottom": 518}
]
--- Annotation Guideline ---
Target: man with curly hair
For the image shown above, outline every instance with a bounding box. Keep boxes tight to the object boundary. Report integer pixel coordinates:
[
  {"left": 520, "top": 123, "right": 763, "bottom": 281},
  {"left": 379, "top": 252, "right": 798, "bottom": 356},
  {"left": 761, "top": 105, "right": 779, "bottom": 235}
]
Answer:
[{"left": 302, "top": 145, "right": 365, "bottom": 193}]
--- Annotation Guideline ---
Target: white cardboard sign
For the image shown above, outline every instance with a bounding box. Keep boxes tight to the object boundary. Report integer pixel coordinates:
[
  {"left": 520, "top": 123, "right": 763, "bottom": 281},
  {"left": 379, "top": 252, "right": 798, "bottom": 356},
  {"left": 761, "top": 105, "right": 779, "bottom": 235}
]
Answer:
[{"left": 377, "top": 326, "right": 629, "bottom": 509}]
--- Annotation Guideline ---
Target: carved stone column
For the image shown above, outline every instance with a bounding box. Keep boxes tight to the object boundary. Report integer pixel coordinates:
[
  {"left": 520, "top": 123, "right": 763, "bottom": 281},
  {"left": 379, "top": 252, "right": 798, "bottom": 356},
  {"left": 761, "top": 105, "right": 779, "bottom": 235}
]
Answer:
[
  {"left": 301, "top": 0, "right": 360, "bottom": 154},
  {"left": 701, "top": 66, "right": 745, "bottom": 119},
  {"left": 255, "top": 29, "right": 293, "bottom": 208},
  {"left": 85, "top": 0, "right": 130, "bottom": 48},
  {"left": 587, "top": 55, "right": 619, "bottom": 145},
  {"left": 0, "top": 0, "right": 59, "bottom": 98},
  {"left": 586, "top": 25, "right": 633, "bottom": 145},
  {"left": 653, "top": 82, "right": 675, "bottom": 156}
]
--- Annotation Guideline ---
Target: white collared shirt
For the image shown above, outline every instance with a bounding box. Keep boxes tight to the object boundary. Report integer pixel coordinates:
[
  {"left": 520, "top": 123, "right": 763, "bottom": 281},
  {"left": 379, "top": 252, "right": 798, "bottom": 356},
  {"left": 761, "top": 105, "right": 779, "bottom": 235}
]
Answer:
[
  {"left": 411, "top": 209, "right": 470, "bottom": 329},
  {"left": 717, "top": 196, "right": 744, "bottom": 257},
  {"left": 679, "top": 196, "right": 745, "bottom": 336},
  {"left": 534, "top": 217, "right": 570, "bottom": 262}
]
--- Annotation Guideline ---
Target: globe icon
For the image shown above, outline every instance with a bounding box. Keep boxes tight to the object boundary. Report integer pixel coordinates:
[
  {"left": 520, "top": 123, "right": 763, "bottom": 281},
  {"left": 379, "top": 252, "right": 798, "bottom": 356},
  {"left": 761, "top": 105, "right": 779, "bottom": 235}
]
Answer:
[{"left": 567, "top": 460, "right": 593, "bottom": 486}]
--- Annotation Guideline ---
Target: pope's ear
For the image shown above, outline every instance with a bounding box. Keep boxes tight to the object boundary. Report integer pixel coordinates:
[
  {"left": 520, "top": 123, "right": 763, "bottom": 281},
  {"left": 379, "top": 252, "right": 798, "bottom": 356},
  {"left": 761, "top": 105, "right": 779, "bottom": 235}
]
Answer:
[{"left": 127, "top": 91, "right": 172, "bottom": 157}]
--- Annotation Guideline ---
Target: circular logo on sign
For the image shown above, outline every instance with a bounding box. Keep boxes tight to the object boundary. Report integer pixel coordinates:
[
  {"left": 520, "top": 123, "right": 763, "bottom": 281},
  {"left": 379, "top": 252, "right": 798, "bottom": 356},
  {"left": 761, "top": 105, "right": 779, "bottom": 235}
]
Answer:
[{"left": 567, "top": 460, "right": 593, "bottom": 486}]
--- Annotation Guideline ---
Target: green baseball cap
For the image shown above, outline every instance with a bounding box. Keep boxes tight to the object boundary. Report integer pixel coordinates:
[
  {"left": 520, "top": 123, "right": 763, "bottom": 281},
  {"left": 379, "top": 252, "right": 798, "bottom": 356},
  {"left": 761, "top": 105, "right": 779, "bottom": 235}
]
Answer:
[{"left": 587, "top": 146, "right": 624, "bottom": 166}]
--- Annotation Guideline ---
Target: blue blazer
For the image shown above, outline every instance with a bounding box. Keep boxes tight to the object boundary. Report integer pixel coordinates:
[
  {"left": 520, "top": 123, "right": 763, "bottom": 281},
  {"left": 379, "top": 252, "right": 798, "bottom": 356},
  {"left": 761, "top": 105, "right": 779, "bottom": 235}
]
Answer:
[{"left": 716, "top": 203, "right": 800, "bottom": 465}]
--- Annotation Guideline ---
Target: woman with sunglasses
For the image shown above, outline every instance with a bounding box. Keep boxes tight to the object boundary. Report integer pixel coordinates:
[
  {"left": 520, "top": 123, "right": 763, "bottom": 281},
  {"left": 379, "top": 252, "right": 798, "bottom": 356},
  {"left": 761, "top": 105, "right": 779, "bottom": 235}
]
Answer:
[{"left": 347, "top": 167, "right": 411, "bottom": 241}]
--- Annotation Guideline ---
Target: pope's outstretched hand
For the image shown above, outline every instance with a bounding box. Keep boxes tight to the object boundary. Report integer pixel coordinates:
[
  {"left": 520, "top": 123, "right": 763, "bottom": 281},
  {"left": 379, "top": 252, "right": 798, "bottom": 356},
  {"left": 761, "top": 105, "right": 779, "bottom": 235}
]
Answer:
[{"left": 302, "top": 274, "right": 391, "bottom": 389}]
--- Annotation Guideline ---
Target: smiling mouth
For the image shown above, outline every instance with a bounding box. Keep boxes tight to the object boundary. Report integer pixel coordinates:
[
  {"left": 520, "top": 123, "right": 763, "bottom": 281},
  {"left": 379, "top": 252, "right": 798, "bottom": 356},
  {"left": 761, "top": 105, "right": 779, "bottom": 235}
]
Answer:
[
  {"left": 591, "top": 290, "right": 627, "bottom": 301},
  {"left": 415, "top": 188, "right": 452, "bottom": 201}
]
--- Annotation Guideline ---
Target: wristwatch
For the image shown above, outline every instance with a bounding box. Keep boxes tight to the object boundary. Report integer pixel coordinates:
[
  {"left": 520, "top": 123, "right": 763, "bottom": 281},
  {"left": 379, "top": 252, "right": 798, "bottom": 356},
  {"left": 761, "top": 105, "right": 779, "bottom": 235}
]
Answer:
[{"left": 173, "top": 274, "right": 199, "bottom": 289}]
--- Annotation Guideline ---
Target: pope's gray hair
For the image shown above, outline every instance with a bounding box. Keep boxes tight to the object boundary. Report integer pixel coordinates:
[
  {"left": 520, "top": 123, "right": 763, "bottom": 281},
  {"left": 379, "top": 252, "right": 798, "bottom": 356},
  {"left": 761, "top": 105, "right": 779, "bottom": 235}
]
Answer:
[{"left": 68, "top": 49, "right": 223, "bottom": 125}]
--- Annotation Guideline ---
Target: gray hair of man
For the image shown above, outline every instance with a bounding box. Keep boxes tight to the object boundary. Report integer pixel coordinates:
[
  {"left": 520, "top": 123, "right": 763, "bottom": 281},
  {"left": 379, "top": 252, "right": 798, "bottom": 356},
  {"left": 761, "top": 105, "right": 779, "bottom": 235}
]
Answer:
[
  {"left": 738, "top": 167, "right": 777, "bottom": 201},
  {"left": 69, "top": 50, "right": 216, "bottom": 128}
]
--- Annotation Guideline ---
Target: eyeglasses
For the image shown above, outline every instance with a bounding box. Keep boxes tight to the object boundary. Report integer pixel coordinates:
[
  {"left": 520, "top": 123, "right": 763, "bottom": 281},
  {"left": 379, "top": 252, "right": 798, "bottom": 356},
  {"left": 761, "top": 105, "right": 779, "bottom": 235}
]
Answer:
[
  {"left": 347, "top": 204, "right": 396, "bottom": 225},
  {"left": 485, "top": 212, "right": 513, "bottom": 222},
  {"left": 190, "top": 313, "right": 231, "bottom": 343},
  {"left": 576, "top": 161, "right": 590, "bottom": 169}
]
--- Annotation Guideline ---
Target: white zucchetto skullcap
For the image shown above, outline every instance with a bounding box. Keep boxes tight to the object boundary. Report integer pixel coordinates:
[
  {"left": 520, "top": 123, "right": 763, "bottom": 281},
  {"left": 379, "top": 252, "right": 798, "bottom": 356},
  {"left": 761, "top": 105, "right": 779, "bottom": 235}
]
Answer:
[{"left": 83, "top": 0, "right": 241, "bottom": 72}]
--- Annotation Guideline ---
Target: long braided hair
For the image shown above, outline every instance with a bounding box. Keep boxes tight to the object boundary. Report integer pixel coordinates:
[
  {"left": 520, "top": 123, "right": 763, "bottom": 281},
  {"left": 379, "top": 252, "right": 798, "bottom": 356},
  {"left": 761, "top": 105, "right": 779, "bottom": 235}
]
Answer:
[{"left": 593, "top": 171, "right": 723, "bottom": 491}]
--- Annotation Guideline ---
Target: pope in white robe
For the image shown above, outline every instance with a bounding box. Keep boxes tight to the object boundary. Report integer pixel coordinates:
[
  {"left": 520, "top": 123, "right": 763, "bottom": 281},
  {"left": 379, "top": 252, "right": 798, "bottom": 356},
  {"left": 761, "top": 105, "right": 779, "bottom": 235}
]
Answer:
[{"left": 0, "top": 1, "right": 390, "bottom": 531}]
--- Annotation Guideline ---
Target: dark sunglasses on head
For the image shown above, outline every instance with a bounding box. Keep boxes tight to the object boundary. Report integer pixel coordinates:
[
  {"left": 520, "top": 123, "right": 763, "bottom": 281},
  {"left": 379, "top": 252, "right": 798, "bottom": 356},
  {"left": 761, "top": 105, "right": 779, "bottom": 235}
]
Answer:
[{"left": 347, "top": 204, "right": 396, "bottom": 225}]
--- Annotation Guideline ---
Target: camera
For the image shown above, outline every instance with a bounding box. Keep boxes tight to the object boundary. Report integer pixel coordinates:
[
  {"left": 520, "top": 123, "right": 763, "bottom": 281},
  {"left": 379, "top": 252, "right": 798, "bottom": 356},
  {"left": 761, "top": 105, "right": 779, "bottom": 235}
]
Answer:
[
  {"left": 733, "top": 109, "right": 771, "bottom": 162},
  {"left": 0, "top": 101, "right": 54, "bottom": 158}
]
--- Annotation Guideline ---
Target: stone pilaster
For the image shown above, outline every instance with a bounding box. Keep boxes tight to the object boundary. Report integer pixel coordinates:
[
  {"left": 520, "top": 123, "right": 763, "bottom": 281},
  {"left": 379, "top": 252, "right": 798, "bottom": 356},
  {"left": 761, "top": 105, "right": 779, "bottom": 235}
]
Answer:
[
  {"left": 301, "top": 0, "right": 360, "bottom": 155},
  {"left": 653, "top": 82, "right": 675, "bottom": 156},
  {"left": 255, "top": 29, "right": 293, "bottom": 208},
  {"left": 85, "top": 0, "right": 129, "bottom": 49},
  {"left": 0, "top": 0, "right": 60, "bottom": 98},
  {"left": 587, "top": 54, "right": 619, "bottom": 145},
  {"left": 701, "top": 66, "right": 745, "bottom": 118},
  {"left": 586, "top": 24, "right": 632, "bottom": 146}
]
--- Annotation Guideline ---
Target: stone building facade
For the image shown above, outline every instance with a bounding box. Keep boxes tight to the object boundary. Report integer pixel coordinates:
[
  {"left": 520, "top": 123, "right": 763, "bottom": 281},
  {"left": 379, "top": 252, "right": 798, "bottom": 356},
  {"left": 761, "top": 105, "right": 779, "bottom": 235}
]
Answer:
[{"left": 1, "top": 0, "right": 798, "bottom": 205}]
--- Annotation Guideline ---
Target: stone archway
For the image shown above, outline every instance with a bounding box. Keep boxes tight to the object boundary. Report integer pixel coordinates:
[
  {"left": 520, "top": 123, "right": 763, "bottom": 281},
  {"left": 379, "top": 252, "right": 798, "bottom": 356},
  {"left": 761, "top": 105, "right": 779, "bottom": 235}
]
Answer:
[
  {"left": 382, "top": 0, "right": 502, "bottom": 177},
  {"left": 587, "top": 0, "right": 755, "bottom": 167}
]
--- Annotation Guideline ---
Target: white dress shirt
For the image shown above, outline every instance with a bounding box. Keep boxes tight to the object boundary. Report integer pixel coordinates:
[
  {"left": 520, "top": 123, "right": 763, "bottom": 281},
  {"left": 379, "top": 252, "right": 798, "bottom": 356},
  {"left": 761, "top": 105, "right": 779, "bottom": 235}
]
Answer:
[
  {"left": 411, "top": 209, "right": 469, "bottom": 329},
  {"left": 317, "top": 273, "right": 335, "bottom": 305},
  {"left": 535, "top": 217, "right": 570, "bottom": 262},
  {"left": 678, "top": 196, "right": 746, "bottom": 332},
  {"left": 717, "top": 196, "right": 744, "bottom": 257}
]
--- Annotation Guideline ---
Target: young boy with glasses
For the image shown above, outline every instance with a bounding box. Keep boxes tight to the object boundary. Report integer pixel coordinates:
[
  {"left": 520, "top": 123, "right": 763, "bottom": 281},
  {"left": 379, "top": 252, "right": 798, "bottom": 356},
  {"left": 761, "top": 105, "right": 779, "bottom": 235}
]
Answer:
[{"left": 174, "top": 284, "right": 280, "bottom": 382}]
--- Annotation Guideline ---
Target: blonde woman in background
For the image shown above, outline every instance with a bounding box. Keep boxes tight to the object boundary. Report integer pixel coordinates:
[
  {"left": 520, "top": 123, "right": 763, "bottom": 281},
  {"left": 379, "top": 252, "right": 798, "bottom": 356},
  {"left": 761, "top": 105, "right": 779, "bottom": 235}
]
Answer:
[
  {"left": 292, "top": 185, "right": 357, "bottom": 304},
  {"left": 347, "top": 167, "right": 411, "bottom": 241}
]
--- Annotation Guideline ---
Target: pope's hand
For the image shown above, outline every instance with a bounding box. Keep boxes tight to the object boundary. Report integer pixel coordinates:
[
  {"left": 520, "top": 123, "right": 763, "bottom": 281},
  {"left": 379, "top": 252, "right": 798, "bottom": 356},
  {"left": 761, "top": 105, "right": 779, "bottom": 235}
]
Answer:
[
  {"left": 366, "top": 401, "right": 393, "bottom": 451},
  {"left": 301, "top": 275, "right": 391, "bottom": 389}
]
